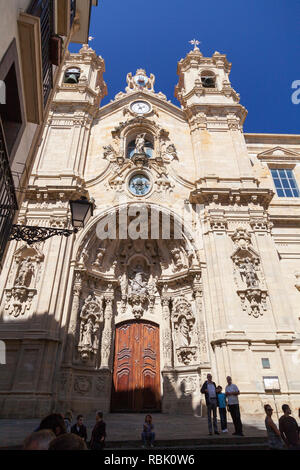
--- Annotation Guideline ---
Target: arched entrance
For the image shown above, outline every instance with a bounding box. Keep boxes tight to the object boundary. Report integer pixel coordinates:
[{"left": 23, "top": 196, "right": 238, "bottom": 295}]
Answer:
[
  {"left": 61, "top": 203, "right": 208, "bottom": 415},
  {"left": 111, "top": 320, "right": 161, "bottom": 412}
]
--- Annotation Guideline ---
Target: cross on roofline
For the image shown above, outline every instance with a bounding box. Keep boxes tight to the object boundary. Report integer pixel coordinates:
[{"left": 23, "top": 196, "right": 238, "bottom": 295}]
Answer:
[{"left": 189, "top": 39, "right": 201, "bottom": 50}]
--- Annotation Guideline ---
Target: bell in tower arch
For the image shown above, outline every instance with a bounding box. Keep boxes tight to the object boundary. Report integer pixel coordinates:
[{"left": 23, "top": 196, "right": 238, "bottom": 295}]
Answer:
[{"left": 64, "top": 67, "right": 81, "bottom": 84}]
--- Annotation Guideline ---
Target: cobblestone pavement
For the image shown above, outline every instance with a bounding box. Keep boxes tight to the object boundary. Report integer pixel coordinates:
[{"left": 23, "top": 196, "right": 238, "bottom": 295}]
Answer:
[{"left": 0, "top": 413, "right": 267, "bottom": 448}]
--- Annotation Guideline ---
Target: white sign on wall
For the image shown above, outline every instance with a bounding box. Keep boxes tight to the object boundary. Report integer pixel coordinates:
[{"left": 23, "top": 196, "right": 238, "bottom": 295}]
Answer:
[{"left": 263, "top": 376, "right": 280, "bottom": 391}]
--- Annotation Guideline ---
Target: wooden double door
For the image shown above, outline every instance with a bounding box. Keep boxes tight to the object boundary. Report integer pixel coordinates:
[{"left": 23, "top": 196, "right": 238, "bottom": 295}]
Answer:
[{"left": 111, "top": 321, "right": 161, "bottom": 412}]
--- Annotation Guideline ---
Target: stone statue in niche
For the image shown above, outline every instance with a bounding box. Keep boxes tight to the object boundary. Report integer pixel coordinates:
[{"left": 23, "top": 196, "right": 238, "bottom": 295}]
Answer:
[
  {"left": 78, "top": 248, "right": 89, "bottom": 267},
  {"left": 126, "top": 261, "right": 150, "bottom": 319},
  {"left": 93, "top": 247, "right": 106, "bottom": 269},
  {"left": 169, "top": 241, "right": 188, "bottom": 273},
  {"left": 80, "top": 317, "right": 94, "bottom": 350},
  {"left": 239, "top": 257, "right": 259, "bottom": 288},
  {"left": 135, "top": 133, "right": 146, "bottom": 154},
  {"left": 171, "top": 297, "right": 197, "bottom": 365},
  {"left": 2, "top": 247, "right": 43, "bottom": 319},
  {"left": 176, "top": 316, "right": 191, "bottom": 347},
  {"left": 78, "top": 294, "right": 103, "bottom": 361},
  {"left": 15, "top": 258, "right": 35, "bottom": 287},
  {"left": 128, "top": 264, "right": 148, "bottom": 295}
]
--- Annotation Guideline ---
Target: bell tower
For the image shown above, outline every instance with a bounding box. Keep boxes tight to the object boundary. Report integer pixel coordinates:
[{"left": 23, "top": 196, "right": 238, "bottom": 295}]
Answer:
[
  {"left": 30, "top": 44, "right": 107, "bottom": 189},
  {"left": 175, "top": 42, "right": 253, "bottom": 184}
]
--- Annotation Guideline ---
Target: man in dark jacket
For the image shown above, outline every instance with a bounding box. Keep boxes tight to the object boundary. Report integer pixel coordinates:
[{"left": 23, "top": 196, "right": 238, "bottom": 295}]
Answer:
[
  {"left": 201, "top": 373, "right": 219, "bottom": 435},
  {"left": 71, "top": 415, "right": 88, "bottom": 442},
  {"left": 90, "top": 411, "right": 106, "bottom": 450},
  {"left": 279, "top": 404, "right": 300, "bottom": 449}
]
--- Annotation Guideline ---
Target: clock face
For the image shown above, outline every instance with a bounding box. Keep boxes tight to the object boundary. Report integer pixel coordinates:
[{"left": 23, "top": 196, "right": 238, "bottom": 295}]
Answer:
[
  {"left": 131, "top": 101, "right": 151, "bottom": 115},
  {"left": 134, "top": 75, "right": 148, "bottom": 87}
]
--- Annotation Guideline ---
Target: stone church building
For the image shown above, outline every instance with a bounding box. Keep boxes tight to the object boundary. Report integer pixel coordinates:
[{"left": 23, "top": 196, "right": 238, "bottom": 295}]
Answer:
[{"left": 1, "top": 43, "right": 300, "bottom": 419}]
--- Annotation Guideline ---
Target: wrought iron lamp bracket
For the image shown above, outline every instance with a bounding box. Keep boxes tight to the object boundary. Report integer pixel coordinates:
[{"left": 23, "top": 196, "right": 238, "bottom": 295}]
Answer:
[{"left": 10, "top": 224, "right": 78, "bottom": 245}]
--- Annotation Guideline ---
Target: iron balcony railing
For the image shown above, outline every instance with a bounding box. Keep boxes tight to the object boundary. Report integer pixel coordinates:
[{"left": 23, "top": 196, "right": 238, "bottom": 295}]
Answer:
[
  {"left": 0, "top": 118, "right": 18, "bottom": 264},
  {"left": 28, "top": 0, "right": 54, "bottom": 106}
]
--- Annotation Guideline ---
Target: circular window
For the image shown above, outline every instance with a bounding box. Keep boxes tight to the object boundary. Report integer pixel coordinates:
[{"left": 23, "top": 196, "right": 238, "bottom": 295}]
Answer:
[{"left": 128, "top": 174, "right": 151, "bottom": 196}]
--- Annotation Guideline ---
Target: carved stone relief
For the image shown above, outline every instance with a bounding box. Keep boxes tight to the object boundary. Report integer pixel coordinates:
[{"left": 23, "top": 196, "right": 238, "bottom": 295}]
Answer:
[
  {"left": 231, "top": 228, "right": 268, "bottom": 318},
  {"left": 2, "top": 246, "right": 44, "bottom": 319},
  {"left": 77, "top": 294, "right": 104, "bottom": 361},
  {"left": 74, "top": 376, "right": 92, "bottom": 395},
  {"left": 171, "top": 297, "right": 198, "bottom": 365}
]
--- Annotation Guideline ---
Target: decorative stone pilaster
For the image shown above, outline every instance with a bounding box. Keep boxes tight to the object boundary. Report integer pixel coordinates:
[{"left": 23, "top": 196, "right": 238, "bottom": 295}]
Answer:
[
  {"left": 64, "top": 270, "right": 83, "bottom": 365},
  {"left": 100, "top": 287, "right": 114, "bottom": 369},
  {"left": 161, "top": 295, "right": 173, "bottom": 369},
  {"left": 193, "top": 276, "right": 209, "bottom": 362}
]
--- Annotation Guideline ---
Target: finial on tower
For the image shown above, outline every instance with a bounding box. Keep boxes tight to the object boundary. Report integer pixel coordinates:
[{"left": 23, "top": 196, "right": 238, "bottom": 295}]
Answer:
[{"left": 189, "top": 39, "right": 201, "bottom": 51}]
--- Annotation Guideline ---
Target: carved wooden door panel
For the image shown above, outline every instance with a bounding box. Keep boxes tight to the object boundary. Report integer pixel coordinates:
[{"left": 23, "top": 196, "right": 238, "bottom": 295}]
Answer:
[{"left": 111, "top": 321, "right": 161, "bottom": 412}]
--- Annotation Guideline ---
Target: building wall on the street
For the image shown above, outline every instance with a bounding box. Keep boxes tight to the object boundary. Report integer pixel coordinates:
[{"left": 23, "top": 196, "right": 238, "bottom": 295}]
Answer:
[{"left": 0, "top": 0, "right": 38, "bottom": 179}]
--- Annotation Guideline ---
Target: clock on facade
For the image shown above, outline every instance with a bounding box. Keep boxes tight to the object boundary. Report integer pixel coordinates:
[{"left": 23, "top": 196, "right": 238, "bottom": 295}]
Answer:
[{"left": 130, "top": 101, "right": 151, "bottom": 115}]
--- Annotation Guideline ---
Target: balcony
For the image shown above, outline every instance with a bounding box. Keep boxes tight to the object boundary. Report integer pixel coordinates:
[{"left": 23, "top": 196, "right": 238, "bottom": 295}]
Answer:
[
  {"left": 27, "top": 0, "right": 54, "bottom": 107},
  {"left": 0, "top": 118, "right": 18, "bottom": 264}
]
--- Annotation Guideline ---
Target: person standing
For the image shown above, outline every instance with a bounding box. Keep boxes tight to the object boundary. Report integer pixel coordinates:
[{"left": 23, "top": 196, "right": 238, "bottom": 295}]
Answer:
[
  {"left": 216, "top": 386, "right": 228, "bottom": 433},
  {"left": 71, "top": 414, "right": 88, "bottom": 442},
  {"left": 264, "top": 404, "right": 283, "bottom": 450},
  {"left": 225, "top": 376, "right": 244, "bottom": 436},
  {"left": 279, "top": 404, "right": 300, "bottom": 449},
  {"left": 90, "top": 411, "right": 106, "bottom": 450},
  {"left": 64, "top": 411, "right": 73, "bottom": 433},
  {"left": 201, "top": 373, "right": 219, "bottom": 435}
]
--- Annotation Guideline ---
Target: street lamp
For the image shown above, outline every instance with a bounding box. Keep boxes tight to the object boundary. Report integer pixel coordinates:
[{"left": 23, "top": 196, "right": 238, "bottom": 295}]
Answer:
[
  {"left": 69, "top": 196, "right": 94, "bottom": 228},
  {"left": 9, "top": 196, "right": 94, "bottom": 245}
]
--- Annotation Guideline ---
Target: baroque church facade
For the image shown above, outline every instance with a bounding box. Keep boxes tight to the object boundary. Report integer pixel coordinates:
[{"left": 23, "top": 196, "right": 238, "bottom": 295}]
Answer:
[{"left": 1, "top": 43, "right": 300, "bottom": 418}]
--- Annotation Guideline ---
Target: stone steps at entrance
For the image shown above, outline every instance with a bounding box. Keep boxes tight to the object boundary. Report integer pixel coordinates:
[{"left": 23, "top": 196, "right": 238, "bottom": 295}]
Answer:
[
  {"left": 0, "top": 413, "right": 268, "bottom": 450},
  {"left": 105, "top": 436, "right": 268, "bottom": 450}
]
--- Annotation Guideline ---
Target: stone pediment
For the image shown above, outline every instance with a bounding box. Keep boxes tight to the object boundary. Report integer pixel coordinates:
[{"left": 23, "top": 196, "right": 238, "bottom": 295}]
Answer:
[
  {"left": 97, "top": 90, "right": 184, "bottom": 120},
  {"left": 257, "top": 146, "right": 300, "bottom": 163}
]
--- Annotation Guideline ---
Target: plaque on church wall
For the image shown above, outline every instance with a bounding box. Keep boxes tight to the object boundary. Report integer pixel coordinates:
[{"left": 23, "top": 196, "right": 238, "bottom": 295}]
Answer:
[{"left": 263, "top": 376, "right": 280, "bottom": 391}]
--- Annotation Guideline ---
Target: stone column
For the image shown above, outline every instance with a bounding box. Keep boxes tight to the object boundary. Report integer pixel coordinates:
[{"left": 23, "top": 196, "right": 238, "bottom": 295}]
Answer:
[
  {"left": 193, "top": 277, "right": 209, "bottom": 363},
  {"left": 161, "top": 295, "right": 173, "bottom": 370},
  {"left": 64, "top": 270, "right": 83, "bottom": 365},
  {"left": 100, "top": 289, "right": 114, "bottom": 369}
]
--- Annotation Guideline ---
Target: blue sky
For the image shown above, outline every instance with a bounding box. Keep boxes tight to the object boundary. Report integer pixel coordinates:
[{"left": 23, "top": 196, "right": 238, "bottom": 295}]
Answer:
[{"left": 69, "top": 0, "right": 300, "bottom": 134}]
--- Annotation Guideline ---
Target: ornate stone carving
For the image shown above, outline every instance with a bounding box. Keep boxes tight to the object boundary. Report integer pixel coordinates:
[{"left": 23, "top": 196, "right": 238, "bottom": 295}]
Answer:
[
  {"left": 78, "top": 294, "right": 104, "bottom": 361},
  {"left": 176, "top": 347, "right": 197, "bottom": 365},
  {"left": 92, "top": 246, "right": 106, "bottom": 269},
  {"left": 100, "top": 294, "right": 114, "bottom": 367},
  {"left": 210, "top": 217, "right": 228, "bottom": 231},
  {"left": 171, "top": 297, "right": 197, "bottom": 365},
  {"left": 127, "top": 294, "right": 147, "bottom": 319},
  {"left": 231, "top": 228, "right": 268, "bottom": 317},
  {"left": 2, "top": 246, "right": 44, "bottom": 318},
  {"left": 125, "top": 69, "right": 155, "bottom": 93},
  {"left": 74, "top": 376, "right": 92, "bottom": 395},
  {"left": 180, "top": 376, "right": 197, "bottom": 395},
  {"left": 250, "top": 218, "right": 273, "bottom": 232},
  {"left": 4, "top": 287, "right": 35, "bottom": 318},
  {"left": 125, "top": 262, "right": 150, "bottom": 318}
]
